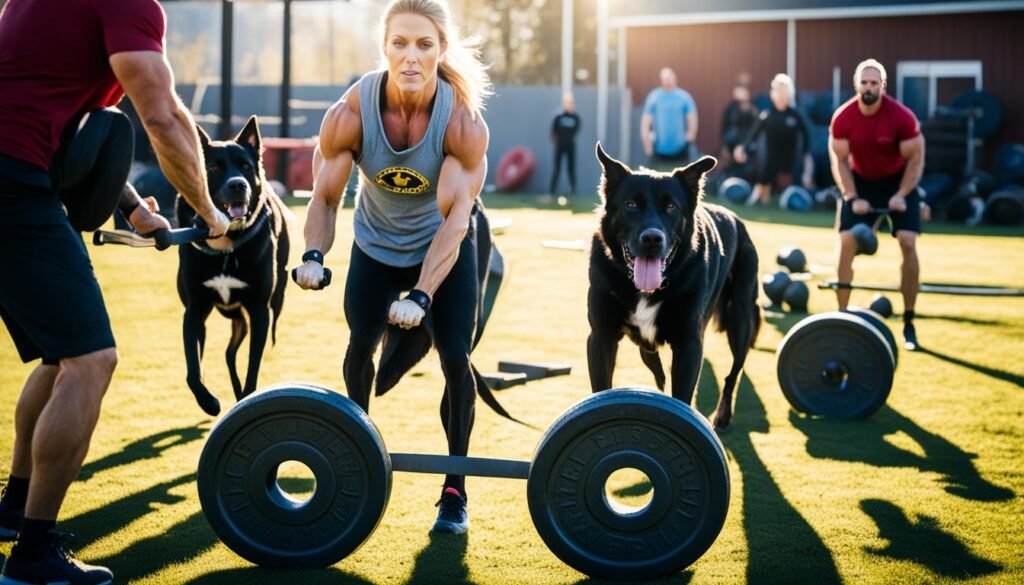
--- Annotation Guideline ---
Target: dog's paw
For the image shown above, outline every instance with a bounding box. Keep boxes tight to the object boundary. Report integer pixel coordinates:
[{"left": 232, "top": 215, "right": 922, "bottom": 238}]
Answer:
[
  {"left": 712, "top": 409, "right": 732, "bottom": 429},
  {"left": 192, "top": 389, "right": 222, "bottom": 417}
]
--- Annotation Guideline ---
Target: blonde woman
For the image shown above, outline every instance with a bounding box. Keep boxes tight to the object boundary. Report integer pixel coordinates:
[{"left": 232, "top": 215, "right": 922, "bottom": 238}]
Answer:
[
  {"left": 734, "top": 73, "right": 814, "bottom": 205},
  {"left": 295, "top": 0, "right": 491, "bottom": 534}
]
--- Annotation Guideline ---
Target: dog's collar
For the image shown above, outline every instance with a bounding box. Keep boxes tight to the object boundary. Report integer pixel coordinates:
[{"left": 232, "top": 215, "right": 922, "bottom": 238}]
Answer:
[{"left": 190, "top": 206, "right": 270, "bottom": 256}]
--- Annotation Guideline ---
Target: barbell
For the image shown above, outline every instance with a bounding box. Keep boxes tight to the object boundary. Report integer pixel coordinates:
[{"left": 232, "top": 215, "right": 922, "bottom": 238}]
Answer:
[
  {"left": 776, "top": 309, "right": 898, "bottom": 419},
  {"left": 196, "top": 385, "right": 731, "bottom": 580}
]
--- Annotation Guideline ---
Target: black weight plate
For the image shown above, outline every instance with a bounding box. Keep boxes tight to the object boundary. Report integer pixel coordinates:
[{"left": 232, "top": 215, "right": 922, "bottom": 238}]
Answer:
[
  {"left": 951, "top": 90, "right": 1004, "bottom": 140},
  {"left": 527, "top": 389, "right": 729, "bottom": 581},
  {"left": 847, "top": 308, "right": 898, "bottom": 368},
  {"left": 776, "top": 312, "right": 894, "bottom": 419},
  {"left": 983, "top": 190, "right": 1024, "bottom": 226},
  {"left": 198, "top": 384, "right": 391, "bottom": 568}
]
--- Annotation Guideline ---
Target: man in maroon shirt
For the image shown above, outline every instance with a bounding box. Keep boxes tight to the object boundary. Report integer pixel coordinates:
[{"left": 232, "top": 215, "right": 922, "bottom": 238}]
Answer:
[
  {"left": 0, "top": 1, "right": 230, "bottom": 582},
  {"left": 829, "top": 59, "right": 925, "bottom": 350}
]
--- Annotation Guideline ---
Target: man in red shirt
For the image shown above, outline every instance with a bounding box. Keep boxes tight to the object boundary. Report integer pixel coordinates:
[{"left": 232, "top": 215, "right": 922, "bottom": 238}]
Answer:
[
  {"left": 829, "top": 59, "right": 925, "bottom": 350},
  {"left": 0, "top": 1, "right": 230, "bottom": 582}
]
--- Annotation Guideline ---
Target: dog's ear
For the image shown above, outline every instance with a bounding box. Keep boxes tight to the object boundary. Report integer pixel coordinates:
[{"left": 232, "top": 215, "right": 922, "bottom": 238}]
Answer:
[
  {"left": 673, "top": 155, "right": 717, "bottom": 203},
  {"left": 195, "top": 123, "right": 212, "bottom": 149},
  {"left": 235, "top": 116, "right": 262, "bottom": 153},
  {"left": 596, "top": 142, "right": 630, "bottom": 200}
]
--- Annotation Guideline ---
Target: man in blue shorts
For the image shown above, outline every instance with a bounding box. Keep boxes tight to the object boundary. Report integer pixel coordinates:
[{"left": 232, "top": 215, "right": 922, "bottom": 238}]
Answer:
[{"left": 641, "top": 67, "right": 699, "bottom": 170}]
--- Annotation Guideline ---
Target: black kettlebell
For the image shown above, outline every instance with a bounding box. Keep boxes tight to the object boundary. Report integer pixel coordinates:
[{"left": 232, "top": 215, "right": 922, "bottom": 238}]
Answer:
[
  {"left": 850, "top": 223, "right": 878, "bottom": 255},
  {"left": 783, "top": 281, "right": 809, "bottom": 313},
  {"left": 776, "top": 246, "right": 808, "bottom": 273},
  {"left": 869, "top": 294, "right": 893, "bottom": 318},
  {"left": 762, "top": 271, "right": 791, "bottom": 306}
]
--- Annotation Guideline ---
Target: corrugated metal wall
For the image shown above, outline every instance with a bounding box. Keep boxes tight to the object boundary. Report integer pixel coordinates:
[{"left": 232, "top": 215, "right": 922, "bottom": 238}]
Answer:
[
  {"left": 626, "top": 22, "right": 788, "bottom": 159},
  {"left": 623, "top": 11, "right": 1022, "bottom": 170},
  {"left": 796, "top": 12, "right": 1023, "bottom": 148}
]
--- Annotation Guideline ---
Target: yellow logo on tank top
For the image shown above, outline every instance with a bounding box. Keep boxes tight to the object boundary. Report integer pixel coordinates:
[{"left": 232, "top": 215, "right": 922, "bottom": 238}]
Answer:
[{"left": 375, "top": 167, "right": 430, "bottom": 194}]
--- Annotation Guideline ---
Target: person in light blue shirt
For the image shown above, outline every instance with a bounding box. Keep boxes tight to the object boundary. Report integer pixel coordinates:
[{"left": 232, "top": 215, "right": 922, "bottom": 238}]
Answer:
[{"left": 641, "top": 67, "right": 699, "bottom": 170}]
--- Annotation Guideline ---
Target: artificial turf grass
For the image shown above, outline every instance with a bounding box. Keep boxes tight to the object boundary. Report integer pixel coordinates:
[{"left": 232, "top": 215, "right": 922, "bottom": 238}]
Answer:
[{"left": 0, "top": 204, "right": 1021, "bottom": 584}]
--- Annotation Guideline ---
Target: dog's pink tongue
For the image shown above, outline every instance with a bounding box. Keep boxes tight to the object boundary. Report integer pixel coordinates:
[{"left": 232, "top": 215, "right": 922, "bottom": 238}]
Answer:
[
  {"left": 633, "top": 256, "right": 663, "bottom": 292},
  {"left": 227, "top": 203, "right": 247, "bottom": 219}
]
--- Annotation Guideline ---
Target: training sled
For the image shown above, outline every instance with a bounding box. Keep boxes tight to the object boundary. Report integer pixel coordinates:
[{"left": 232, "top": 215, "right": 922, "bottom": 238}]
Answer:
[
  {"left": 197, "top": 385, "right": 730, "bottom": 580},
  {"left": 482, "top": 361, "right": 573, "bottom": 390}
]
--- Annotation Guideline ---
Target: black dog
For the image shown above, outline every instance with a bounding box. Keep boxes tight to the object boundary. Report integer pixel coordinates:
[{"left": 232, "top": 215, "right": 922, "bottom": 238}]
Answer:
[
  {"left": 176, "top": 116, "right": 290, "bottom": 416},
  {"left": 588, "top": 144, "right": 761, "bottom": 428}
]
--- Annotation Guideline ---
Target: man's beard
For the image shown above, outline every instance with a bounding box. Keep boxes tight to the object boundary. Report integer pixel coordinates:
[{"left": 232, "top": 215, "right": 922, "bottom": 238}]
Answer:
[{"left": 861, "top": 91, "right": 879, "bottom": 105}]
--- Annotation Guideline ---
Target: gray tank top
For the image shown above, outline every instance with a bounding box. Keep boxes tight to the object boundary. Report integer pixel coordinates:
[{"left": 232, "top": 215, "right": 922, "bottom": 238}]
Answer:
[{"left": 353, "top": 70, "right": 453, "bottom": 267}]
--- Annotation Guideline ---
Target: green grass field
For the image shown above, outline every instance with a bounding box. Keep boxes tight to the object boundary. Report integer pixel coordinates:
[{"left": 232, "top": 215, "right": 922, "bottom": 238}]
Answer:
[{"left": 1, "top": 199, "right": 1022, "bottom": 584}]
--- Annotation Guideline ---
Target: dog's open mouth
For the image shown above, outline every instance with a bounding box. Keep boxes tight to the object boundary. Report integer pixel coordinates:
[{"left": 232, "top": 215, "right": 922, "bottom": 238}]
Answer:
[
  {"left": 224, "top": 201, "right": 248, "bottom": 220},
  {"left": 623, "top": 245, "right": 668, "bottom": 292}
]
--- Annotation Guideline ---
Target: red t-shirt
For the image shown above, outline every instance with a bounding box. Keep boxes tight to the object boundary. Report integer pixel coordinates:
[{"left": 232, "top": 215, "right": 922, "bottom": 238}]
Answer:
[
  {"left": 0, "top": 0, "right": 165, "bottom": 173},
  {"left": 830, "top": 94, "right": 921, "bottom": 180}
]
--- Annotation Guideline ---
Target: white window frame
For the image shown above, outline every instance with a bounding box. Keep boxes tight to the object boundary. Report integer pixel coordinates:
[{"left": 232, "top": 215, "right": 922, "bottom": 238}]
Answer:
[{"left": 895, "top": 61, "right": 982, "bottom": 118}]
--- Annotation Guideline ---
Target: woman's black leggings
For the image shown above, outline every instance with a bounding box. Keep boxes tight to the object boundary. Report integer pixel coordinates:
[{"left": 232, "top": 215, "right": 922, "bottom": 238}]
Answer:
[
  {"left": 550, "top": 143, "right": 576, "bottom": 193},
  {"left": 342, "top": 218, "right": 479, "bottom": 493}
]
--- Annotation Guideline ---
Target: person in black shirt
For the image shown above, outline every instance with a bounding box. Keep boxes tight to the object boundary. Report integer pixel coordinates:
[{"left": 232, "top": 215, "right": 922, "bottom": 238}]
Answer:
[
  {"left": 550, "top": 92, "right": 580, "bottom": 200},
  {"left": 719, "top": 83, "right": 757, "bottom": 172},
  {"left": 734, "top": 73, "right": 814, "bottom": 206}
]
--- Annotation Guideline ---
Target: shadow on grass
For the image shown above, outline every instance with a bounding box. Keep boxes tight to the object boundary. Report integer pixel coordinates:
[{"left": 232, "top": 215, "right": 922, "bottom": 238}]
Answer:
[
  {"left": 63, "top": 473, "right": 194, "bottom": 547},
  {"left": 712, "top": 363, "right": 842, "bottom": 585},
  {"left": 575, "top": 571, "right": 694, "bottom": 585},
  {"left": 91, "top": 510, "right": 218, "bottom": 583},
  {"left": 919, "top": 347, "right": 1024, "bottom": 388},
  {"left": 860, "top": 498, "right": 1002, "bottom": 578},
  {"left": 78, "top": 424, "right": 207, "bottom": 481},
  {"left": 407, "top": 532, "right": 472, "bottom": 585},
  {"left": 763, "top": 308, "right": 807, "bottom": 337},
  {"left": 789, "top": 407, "right": 1013, "bottom": 502},
  {"left": 610, "top": 362, "right": 839, "bottom": 584},
  {"left": 611, "top": 481, "right": 653, "bottom": 499},
  {"left": 187, "top": 566, "right": 375, "bottom": 584},
  {"left": 62, "top": 472, "right": 372, "bottom": 583},
  {"left": 913, "top": 313, "right": 1006, "bottom": 327}
]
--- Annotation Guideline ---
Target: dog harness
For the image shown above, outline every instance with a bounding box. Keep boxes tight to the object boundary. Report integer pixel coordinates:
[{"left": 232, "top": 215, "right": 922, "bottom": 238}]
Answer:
[{"left": 353, "top": 70, "right": 454, "bottom": 268}]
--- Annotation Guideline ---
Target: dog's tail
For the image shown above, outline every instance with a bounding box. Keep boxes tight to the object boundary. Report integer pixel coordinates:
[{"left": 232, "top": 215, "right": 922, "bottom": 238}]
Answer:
[
  {"left": 374, "top": 325, "right": 530, "bottom": 427},
  {"left": 471, "top": 365, "right": 532, "bottom": 427},
  {"left": 267, "top": 189, "right": 291, "bottom": 346},
  {"left": 714, "top": 220, "right": 762, "bottom": 349},
  {"left": 376, "top": 324, "right": 433, "bottom": 396}
]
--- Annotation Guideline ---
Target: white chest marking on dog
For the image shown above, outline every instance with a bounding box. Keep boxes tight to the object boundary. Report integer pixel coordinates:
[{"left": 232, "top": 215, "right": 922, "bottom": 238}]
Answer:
[
  {"left": 204, "top": 275, "right": 248, "bottom": 304},
  {"left": 628, "top": 298, "right": 662, "bottom": 345}
]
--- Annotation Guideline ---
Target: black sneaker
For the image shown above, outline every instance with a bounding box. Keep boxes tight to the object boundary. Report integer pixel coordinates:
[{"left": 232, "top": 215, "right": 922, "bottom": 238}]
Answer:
[
  {"left": 431, "top": 487, "right": 469, "bottom": 534},
  {"left": 0, "top": 532, "right": 112, "bottom": 585},
  {"left": 0, "top": 500, "right": 22, "bottom": 541},
  {"left": 903, "top": 322, "right": 919, "bottom": 351}
]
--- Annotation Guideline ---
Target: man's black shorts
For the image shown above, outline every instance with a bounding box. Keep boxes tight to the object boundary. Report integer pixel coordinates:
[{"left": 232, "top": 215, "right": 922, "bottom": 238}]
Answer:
[
  {"left": 648, "top": 146, "right": 694, "bottom": 172},
  {"left": 837, "top": 170, "right": 921, "bottom": 236},
  {"left": 0, "top": 184, "right": 115, "bottom": 363}
]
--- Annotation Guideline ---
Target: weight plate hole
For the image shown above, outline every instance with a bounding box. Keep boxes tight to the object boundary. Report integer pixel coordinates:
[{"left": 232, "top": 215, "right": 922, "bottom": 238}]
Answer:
[
  {"left": 268, "top": 460, "right": 318, "bottom": 508},
  {"left": 822, "top": 360, "right": 850, "bottom": 390},
  {"left": 603, "top": 467, "right": 654, "bottom": 516}
]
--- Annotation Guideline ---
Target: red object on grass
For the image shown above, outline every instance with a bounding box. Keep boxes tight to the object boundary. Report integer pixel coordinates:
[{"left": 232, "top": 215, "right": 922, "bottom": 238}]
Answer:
[
  {"left": 262, "top": 137, "right": 318, "bottom": 192},
  {"left": 496, "top": 146, "right": 536, "bottom": 192}
]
